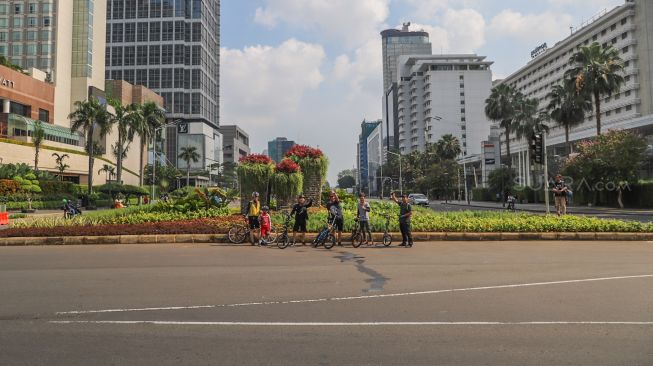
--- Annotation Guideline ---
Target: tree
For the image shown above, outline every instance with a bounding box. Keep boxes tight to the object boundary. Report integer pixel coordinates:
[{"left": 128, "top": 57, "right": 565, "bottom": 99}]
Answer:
[
  {"left": 178, "top": 146, "right": 200, "bottom": 187},
  {"left": 0, "top": 55, "right": 24, "bottom": 72},
  {"left": 337, "top": 169, "right": 357, "bottom": 180},
  {"left": 132, "top": 101, "right": 165, "bottom": 187},
  {"left": 487, "top": 166, "right": 517, "bottom": 196},
  {"left": 144, "top": 164, "right": 182, "bottom": 192},
  {"left": 563, "top": 130, "right": 647, "bottom": 208},
  {"left": 567, "top": 42, "right": 625, "bottom": 135},
  {"left": 485, "top": 84, "right": 520, "bottom": 167},
  {"left": 32, "top": 120, "right": 45, "bottom": 173},
  {"left": 514, "top": 98, "right": 550, "bottom": 141},
  {"left": 14, "top": 172, "right": 42, "bottom": 211},
  {"left": 337, "top": 175, "right": 356, "bottom": 189},
  {"left": 52, "top": 153, "right": 70, "bottom": 181},
  {"left": 436, "top": 134, "right": 462, "bottom": 160},
  {"left": 98, "top": 164, "right": 116, "bottom": 182},
  {"left": 108, "top": 99, "right": 139, "bottom": 184},
  {"left": 69, "top": 97, "right": 112, "bottom": 196},
  {"left": 547, "top": 80, "right": 593, "bottom": 153}
]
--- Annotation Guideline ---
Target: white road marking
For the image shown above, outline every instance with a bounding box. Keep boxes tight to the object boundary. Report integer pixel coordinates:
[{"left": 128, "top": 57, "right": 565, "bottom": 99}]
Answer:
[
  {"left": 50, "top": 321, "right": 653, "bottom": 326},
  {"left": 56, "top": 274, "right": 653, "bottom": 315}
]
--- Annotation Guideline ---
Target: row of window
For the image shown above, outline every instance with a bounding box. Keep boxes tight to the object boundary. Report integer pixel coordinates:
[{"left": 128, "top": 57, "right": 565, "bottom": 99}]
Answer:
[
  {"left": 106, "top": 67, "right": 212, "bottom": 90},
  {"left": 107, "top": 44, "right": 202, "bottom": 66},
  {"left": 0, "top": 2, "right": 53, "bottom": 15},
  {"left": 0, "top": 30, "right": 52, "bottom": 41},
  {"left": 108, "top": 0, "right": 203, "bottom": 20},
  {"left": 107, "top": 21, "right": 202, "bottom": 43},
  {"left": 0, "top": 16, "right": 51, "bottom": 27},
  {"left": 0, "top": 43, "right": 52, "bottom": 56}
]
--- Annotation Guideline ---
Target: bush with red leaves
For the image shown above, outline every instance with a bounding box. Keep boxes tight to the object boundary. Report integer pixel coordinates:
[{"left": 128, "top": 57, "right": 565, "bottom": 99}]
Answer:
[
  {"left": 285, "top": 145, "right": 324, "bottom": 159},
  {"left": 275, "top": 159, "right": 301, "bottom": 174},
  {"left": 239, "top": 154, "right": 273, "bottom": 165}
]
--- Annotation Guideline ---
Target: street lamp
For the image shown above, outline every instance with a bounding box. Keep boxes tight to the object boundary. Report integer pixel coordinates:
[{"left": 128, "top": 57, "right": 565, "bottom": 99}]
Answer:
[
  {"left": 151, "top": 119, "right": 182, "bottom": 203},
  {"left": 387, "top": 151, "right": 403, "bottom": 196}
]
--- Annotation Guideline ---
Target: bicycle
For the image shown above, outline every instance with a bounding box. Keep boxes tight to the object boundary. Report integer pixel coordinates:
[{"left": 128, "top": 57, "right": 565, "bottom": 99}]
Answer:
[
  {"left": 351, "top": 218, "right": 370, "bottom": 248},
  {"left": 276, "top": 212, "right": 293, "bottom": 249},
  {"left": 380, "top": 214, "right": 392, "bottom": 247},
  {"left": 228, "top": 215, "right": 250, "bottom": 244},
  {"left": 313, "top": 216, "right": 337, "bottom": 250}
]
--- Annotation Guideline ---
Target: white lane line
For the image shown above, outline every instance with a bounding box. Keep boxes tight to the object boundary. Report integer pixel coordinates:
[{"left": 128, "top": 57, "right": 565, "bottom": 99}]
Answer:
[
  {"left": 56, "top": 274, "right": 653, "bottom": 315},
  {"left": 50, "top": 321, "right": 653, "bottom": 326}
]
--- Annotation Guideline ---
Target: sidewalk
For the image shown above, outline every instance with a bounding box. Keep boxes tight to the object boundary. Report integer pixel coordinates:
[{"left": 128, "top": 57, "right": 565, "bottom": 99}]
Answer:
[{"left": 438, "top": 200, "right": 653, "bottom": 216}]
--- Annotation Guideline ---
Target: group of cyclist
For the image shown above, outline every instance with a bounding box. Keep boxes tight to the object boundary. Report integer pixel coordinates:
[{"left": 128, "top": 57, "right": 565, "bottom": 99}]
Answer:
[{"left": 243, "top": 190, "right": 414, "bottom": 248}]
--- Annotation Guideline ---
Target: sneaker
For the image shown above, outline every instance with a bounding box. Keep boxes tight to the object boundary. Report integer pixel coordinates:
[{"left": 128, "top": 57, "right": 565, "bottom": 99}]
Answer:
[
  {"left": 398, "top": 243, "right": 406, "bottom": 247},
  {"left": 408, "top": 243, "right": 414, "bottom": 248}
]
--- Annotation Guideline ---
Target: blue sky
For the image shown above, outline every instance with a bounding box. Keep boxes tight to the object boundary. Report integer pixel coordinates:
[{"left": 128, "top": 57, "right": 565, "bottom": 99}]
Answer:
[{"left": 221, "top": 0, "right": 624, "bottom": 184}]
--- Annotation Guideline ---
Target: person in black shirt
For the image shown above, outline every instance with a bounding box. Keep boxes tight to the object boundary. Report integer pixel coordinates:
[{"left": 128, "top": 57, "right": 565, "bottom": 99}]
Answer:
[
  {"left": 391, "top": 192, "right": 413, "bottom": 247},
  {"left": 290, "top": 195, "right": 313, "bottom": 245},
  {"left": 326, "top": 191, "right": 344, "bottom": 245},
  {"left": 552, "top": 174, "right": 569, "bottom": 216}
]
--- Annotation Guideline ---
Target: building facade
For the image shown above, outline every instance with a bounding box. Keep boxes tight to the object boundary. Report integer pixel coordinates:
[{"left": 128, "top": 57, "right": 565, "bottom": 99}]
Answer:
[
  {"left": 366, "top": 122, "right": 384, "bottom": 196},
  {"left": 381, "top": 23, "right": 432, "bottom": 149},
  {"left": 105, "top": 0, "right": 221, "bottom": 172},
  {"left": 396, "top": 54, "right": 493, "bottom": 156},
  {"left": 358, "top": 119, "right": 381, "bottom": 194},
  {"left": 496, "top": 0, "right": 653, "bottom": 182},
  {"left": 219, "top": 125, "right": 250, "bottom": 164},
  {"left": 267, "top": 137, "right": 295, "bottom": 164}
]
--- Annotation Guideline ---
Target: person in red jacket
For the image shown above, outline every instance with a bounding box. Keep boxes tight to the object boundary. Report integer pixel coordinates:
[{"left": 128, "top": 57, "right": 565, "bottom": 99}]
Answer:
[{"left": 259, "top": 206, "right": 272, "bottom": 246}]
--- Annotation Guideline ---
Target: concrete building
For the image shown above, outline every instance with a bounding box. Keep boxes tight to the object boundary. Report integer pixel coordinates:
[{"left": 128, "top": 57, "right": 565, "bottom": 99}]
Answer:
[
  {"left": 357, "top": 119, "right": 381, "bottom": 194},
  {"left": 396, "top": 54, "right": 493, "bottom": 155},
  {"left": 105, "top": 0, "right": 222, "bottom": 173},
  {"left": 220, "top": 125, "right": 250, "bottom": 164},
  {"left": 381, "top": 23, "right": 432, "bottom": 149},
  {"left": 496, "top": 0, "right": 653, "bottom": 182},
  {"left": 366, "top": 122, "right": 384, "bottom": 196},
  {"left": 267, "top": 137, "right": 295, "bottom": 164}
]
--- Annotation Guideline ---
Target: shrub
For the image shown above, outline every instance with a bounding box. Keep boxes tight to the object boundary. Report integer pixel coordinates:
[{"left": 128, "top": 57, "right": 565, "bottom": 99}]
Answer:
[
  {"left": 472, "top": 187, "right": 494, "bottom": 202},
  {"left": 285, "top": 145, "right": 324, "bottom": 160},
  {"left": 237, "top": 154, "right": 275, "bottom": 212},
  {"left": 0, "top": 179, "right": 21, "bottom": 195},
  {"left": 39, "top": 180, "right": 77, "bottom": 195},
  {"left": 275, "top": 158, "right": 301, "bottom": 174},
  {"left": 239, "top": 154, "right": 273, "bottom": 165},
  {"left": 97, "top": 183, "right": 149, "bottom": 200}
]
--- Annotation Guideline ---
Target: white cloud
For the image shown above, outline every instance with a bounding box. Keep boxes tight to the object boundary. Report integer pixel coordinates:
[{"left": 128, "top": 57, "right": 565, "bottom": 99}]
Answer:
[
  {"left": 333, "top": 40, "right": 382, "bottom": 100},
  {"left": 488, "top": 10, "right": 575, "bottom": 42},
  {"left": 254, "top": 0, "right": 390, "bottom": 48},
  {"left": 221, "top": 39, "right": 326, "bottom": 128},
  {"left": 408, "top": 8, "right": 485, "bottom": 54}
]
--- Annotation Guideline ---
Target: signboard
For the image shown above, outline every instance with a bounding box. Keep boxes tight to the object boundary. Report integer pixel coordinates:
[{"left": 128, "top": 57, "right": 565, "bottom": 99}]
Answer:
[
  {"left": 0, "top": 76, "right": 15, "bottom": 88},
  {"left": 531, "top": 43, "right": 548, "bottom": 59},
  {"left": 485, "top": 158, "right": 495, "bottom": 165},
  {"left": 177, "top": 123, "right": 189, "bottom": 134}
]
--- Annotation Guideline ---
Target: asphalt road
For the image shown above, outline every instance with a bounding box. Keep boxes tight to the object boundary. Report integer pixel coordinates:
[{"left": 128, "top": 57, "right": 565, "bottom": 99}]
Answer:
[{"left": 2, "top": 242, "right": 653, "bottom": 365}]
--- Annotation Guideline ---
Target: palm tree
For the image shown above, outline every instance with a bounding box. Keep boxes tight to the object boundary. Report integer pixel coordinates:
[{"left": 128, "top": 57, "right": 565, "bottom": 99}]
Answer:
[
  {"left": 547, "top": 80, "right": 593, "bottom": 153},
  {"left": 69, "top": 97, "right": 112, "bottom": 195},
  {"left": 98, "top": 164, "right": 116, "bottom": 181},
  {"left": 178, "top": 146, "right": 200, "bottom": 187},
  {"left": 567, "top": 42, "right": 625, "bottom": 135},
  {"left": 132, "top": 102, "right": 165, "bottom": 187},
  {"left": 32, "top": 120, "right": 45, "bottom": 173},
  {"left": 52, "top": 153, "right": 70, "bottom": 181},
  {"left": 107, "top": 99, "right": 139, "bottom": 184},
  {"left": 514, "top": 98, "right": 550, "bottom": 141},
  {"left": 485, "top": 84, "right": 520, "bottom": 167},
  {"left": 436, "top": 134, "right": 462, "bottom": 160}
]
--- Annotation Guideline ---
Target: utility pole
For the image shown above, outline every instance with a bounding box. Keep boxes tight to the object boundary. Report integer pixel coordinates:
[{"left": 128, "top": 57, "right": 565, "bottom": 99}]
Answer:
[{"left": 543, "top": 133, "right": 550, "bottom": 214}]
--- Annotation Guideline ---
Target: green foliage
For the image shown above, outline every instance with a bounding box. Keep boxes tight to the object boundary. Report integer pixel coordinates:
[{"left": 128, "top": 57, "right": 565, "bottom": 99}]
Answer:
[
  {"left": 38, "top": 180, "right": 77, "bottom": 196},
  {"left": 271, "top": 171, "right": 303, "bottom": 203},
  {"left": 0, "top": 179, "right": 21, "bottom": 195},
  {"left": 8, "top": 213, "right": 27, "bottom": 220},
  {"left": 237, "top": 162, "right": 275, "bottom": 198},
  {"left": 488, "top": 167, "right": 517, "bottom": 194},
  {"left": 337, "top": 175, "right": 356, "bottom": 189},
  {"left": 0, "top": 55, "right": 24, "bottom": 72},
  {"left": 144, "top": 164, "right": 183, "bottom": 193},
  {"left": 472, "top": 187, "right": 495, "bottom": 202},
  {"left": 165, "top": 187, "right": 239, "bottom": 212},
  {"left": 97, "top": 183, "right": 149, "bottom": 200},
  {"left": 0, "top": 163, "right": 34, "bottom": 180}
]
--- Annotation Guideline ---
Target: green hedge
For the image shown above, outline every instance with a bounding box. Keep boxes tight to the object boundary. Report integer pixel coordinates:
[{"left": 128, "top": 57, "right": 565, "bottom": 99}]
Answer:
[
  {"left": 39, "top": 180, "right": 77, "bottom": 195},
  {"left": 472, "top": 188, "right": 494, "bottom": 202},
  {"left": 6, "top": 199, "right": 113, "bottom": 210}
]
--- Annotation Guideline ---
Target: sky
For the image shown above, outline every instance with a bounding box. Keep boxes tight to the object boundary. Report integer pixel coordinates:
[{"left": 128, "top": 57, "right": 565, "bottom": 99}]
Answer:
[{"left": 220, "top": 0, "right": 624, "bottom": 184}]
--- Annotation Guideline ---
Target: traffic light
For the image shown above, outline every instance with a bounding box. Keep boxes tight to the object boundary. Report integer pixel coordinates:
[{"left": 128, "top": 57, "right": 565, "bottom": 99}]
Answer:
[{"left": 529, "top": 133, "right": 544, "bottom": 165}]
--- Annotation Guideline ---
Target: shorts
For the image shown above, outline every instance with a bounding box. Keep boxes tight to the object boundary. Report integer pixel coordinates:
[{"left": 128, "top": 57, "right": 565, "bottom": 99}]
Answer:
[
  {"left": 248, "top": 216, "right": 260, "bottom": 229},
  {"left": 293, "top": 220, "right": 307, "bottom": 233},
  {"left": 260, "top": 226, "right": 270, "bottom": 237},
  {"left": 359, "top": 220, "right": 371, "bottom": 232},
  {"left": 333, "top": 217, "right": 344, "bottom": 232}
]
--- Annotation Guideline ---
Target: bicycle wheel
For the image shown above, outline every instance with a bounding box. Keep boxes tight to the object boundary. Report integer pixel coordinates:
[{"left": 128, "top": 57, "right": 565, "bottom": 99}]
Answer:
[
  {"left": 324, "top": 234, "right": 336, "bottom": 250},
  {"left": 267, "top": 226, "right": 278, "bottom": 244},
  {"left": 351, "top": 232, "right": 362, "bottom": 248},
  {"left": 228, "top": 225, "right": 247, "bottom": 244},
  {"left": 382, "top": 233, "right": 392, "bottom": 247},
  {"left": 277, "top": 233, "right": 290, "bottom": 249}
]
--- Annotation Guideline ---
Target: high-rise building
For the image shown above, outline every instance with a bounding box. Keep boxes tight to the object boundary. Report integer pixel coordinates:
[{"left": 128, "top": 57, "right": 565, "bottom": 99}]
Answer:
[
  {"left": 105, "top": 0, "right": 221, "bottom": 172},
  {"left": 267, "top": 137, "right": 295, "bottom": 164},
  {"left": 496, "top": 0, "right": 653, "bottom": 182},
  {"left": 381, "top": 23, "right": 432, "bottom": 149},
  {"left": 396, "top": 54, "right": 493, "bottom": 155},
  {"left": 357, "top": 119, "right": 381, "bottom": 193},
  {"left": 366, "top": 122, "right": 384, "bottom": 195},
  {"left": 220, "top": 125, "right": 250, "bottom": 164}
]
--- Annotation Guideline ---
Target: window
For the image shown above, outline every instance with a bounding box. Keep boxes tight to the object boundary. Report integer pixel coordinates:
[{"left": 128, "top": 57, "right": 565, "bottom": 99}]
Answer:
[
  {"left": 622, "top": 32, "right": 628, "bottom": 39},
  {"left": 124, "top": 69, "right": 135, "bottom": 84},
  {"left": 13, "top": 17, "right": 23, "bottom": 27},
  {"left": 191, "top": 69, "right": 200, "bottom": 88},
  {"left": 162, "top": 0, "right": 173, "bottom": 17},
  {"left": 0, "top": 19, "right": 6, "bottom": 28},
  {"left": 27, "top": 17, "right": 37, "bottom": 27},
  {"left": 125, "top": 0, "right": 136, "bottom": 18},
  {"left": 0, "top": 32, "right": 6, "bottom": 42},
  {"left": 124, "top": 23, "right": 136, "bottom": 42},
  {"left": 38, "top": 109, "right": 49, "bottom": 123},
  {"left": 621, "top": 18, "right": 627, "bottom": 25},
  {"left": 192, "top": 22, "right": 201, "bottom": 42},
  {"left": 174, "top": 68, "right": 183, "bottom": 88},
  {"left": 191, "top": 45, "right": 200, "bottom": 65},
  {"left": 149, "top": 21, "right": 160, "bottom": 41},
  {"left": 0, "top": 4, "right": 6, "bottom": 14},
  {"left": 601, "top": 29, "right": 607, "bottom": 36},
  {"left": 626, "top": 105, "right": 632, "bottom": 111},
  {"left": 12, "top": 31, "right": 21, "bottom": 41},
  {"left": 137, "top": 45, "right": 148, "bottom": 65},
  {"left": 611, "top": 24, "right": 616, "bottom": 31},
  {"left": 137, "top": 22, "right": 148, "bottom": 42},
  {"left": 625, "top": 90, "right": 631, "bottom": 97},
  {"left": 148, "top": 69, "right": 160, "bottom": 88},
  {"left": 12, "top": 44, "right": 22, "bottom": 56},
  {"left": 111, "top": 47, "right": 122, "bottom": 66},
  {"left": 42, "top": 3, "right": 51, "bottom": 13},
  {"left": 622, "top": 46, "right": 629, "bottom": 54},
  {"left": 461, "top": 108, "right": 465, "bottom": 114},
  {"left": 174, "top": 44, "right": 183, "bottom": 64},
  {"left": 111, "top": 70, "right": 122, "bottom": 80},
  {"left": 161, "top": 44, "right": 173, "bottom": 64},
  {"left": 43, "top": 16, "right": 51, "bottom": 27},
  {"left": 149, "top": 45, "right": 160, "bottom": 65},
  {"left": 150, "top": 0, "right": 162, "bottom": 17},
  {"left": 625, "top": 60, "right": 630, "bottom": 67},
  {"left": 161, "top": 68, "right": 173, "bottom": 88},
  {"left": 162, "top": 21, "right": 173, "bottom": 40},
  {"left": 192, "top": 93, "right": 200, "bottom": 114},
  {"left": 138, "top": 0, "right": 149, "bottom": 18},
  {"left": 615, "top": 107, "right": 622, "bottom": 114},
  {"left": 183, "top": 69, "right": 190, "bottom": 88},
  {"left": 113, "top": 0, "right": 125, "bottom": 19},
  {"left": 112, "top": 23, "right": 123, "bottom": 42},
  {"left": 124, "top": 46, "right": 135, "bottom": 65},
  {"left": 40, "top": 44, "right": 50, "bottom": 55},
  {"left": 606, "top": 110, "right": 612, "bottom": 116},
  {"left": 174, "top": 21, "right": 184, "bottom": 40},
  {"left": 15, "top": 3, "right": 23, "bottom": 14},
  {"left": 134, "top": 70, "right": 147, "bottom": 87}
]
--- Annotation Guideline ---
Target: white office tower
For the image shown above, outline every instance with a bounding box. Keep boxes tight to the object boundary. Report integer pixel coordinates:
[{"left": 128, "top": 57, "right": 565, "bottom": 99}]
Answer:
[{"left": 396, "top": 54, "right": 493, "bottom": 156}]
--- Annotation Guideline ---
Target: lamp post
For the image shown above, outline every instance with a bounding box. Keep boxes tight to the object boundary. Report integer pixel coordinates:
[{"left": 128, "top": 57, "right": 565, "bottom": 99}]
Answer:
[
  {"left": 444, "top": 172, "right": 449, "bottom": 204},
  {"left": 387, "top": 151, "right": 402, "bottom": 196},
  {"left": 151, "top": 119, "right": 182, "bottom": 203}
]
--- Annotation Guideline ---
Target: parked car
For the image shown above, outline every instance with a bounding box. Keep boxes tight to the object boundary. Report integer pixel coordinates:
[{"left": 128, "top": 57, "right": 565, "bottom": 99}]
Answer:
[{"left": 409, "top": 193, "right": 430, "bottom": 206}]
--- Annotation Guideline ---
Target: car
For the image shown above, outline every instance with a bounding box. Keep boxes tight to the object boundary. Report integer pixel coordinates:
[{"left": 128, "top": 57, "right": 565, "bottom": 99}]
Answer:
[{"left": 408, "top": 193, "right": 430, "bottom": 206}]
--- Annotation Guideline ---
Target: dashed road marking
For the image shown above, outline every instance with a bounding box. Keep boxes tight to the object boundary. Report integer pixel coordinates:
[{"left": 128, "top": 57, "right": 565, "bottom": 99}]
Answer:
[{"left": 50, "top": 320, "right": 653, "bottom": 326}]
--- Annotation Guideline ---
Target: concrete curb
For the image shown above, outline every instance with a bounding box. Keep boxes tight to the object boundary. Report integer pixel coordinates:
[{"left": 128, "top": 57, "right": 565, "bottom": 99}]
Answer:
[{"left": 1, "top": 232, "right": 653, "bottom": 246}]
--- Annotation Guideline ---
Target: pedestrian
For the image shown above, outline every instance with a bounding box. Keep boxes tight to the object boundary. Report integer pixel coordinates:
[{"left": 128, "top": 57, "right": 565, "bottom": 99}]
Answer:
[
  {"left": 326, "top": 191, "right": 344, "bottom": 246},
  {"left": 245, "top": 192, "right": 261, "bottom": 244},
  {"left": 259, "top": 206, "right": 271, "bottom": 246},
  {"left": 357, "top": 193, "right": 372, "bottom": 245},
  {"left": 291, "top": 195, "right": 313, "bottom": 245},
  {"left": 390, "top": 192, "right": 413, "bottom": 247},
  {"left": 552, "top": 174, "right": 569, "bottom": 216}
]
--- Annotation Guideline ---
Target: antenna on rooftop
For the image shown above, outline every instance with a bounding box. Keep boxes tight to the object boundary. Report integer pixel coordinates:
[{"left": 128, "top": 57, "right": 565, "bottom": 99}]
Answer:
[{"left": 402, "top": 22, "right": 411, "bottom": 31}]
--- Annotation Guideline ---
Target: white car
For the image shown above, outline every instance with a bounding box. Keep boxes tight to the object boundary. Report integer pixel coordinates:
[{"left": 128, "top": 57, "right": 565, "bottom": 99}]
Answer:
[{"left": 409, "top": 193, "right": 430, "bottom": 206}]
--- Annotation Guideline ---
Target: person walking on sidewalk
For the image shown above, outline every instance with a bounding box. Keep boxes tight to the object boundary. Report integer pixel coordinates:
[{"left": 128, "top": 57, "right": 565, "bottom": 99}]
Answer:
[
  {"left": 357, "top": 193, "right": 372, "bottom": 245},
  {"left": 552, "top": 174, "right": 569, "bottom": 216},
  {"left": 391, "top": 192, "right": 413, "bottom": 247}
]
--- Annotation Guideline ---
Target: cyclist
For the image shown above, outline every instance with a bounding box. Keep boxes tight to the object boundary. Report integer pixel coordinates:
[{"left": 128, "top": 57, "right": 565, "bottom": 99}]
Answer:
[
  {"left": 290, "top": 195, "right": 313, "bottom": 245},
  {"left": 259, "top": 206, "right": 272, "bottom": 246},
  {"left": 356, "top": 193, "right": 372, "bottom": 245},
  {"left": 245, "top": 192, "right": 261, "bottom": 244},
  {"left": 326, "top": 191, "right": 344, "bottom": 246},
  {"left": 390, "top": 192, "right": 413, "bottom": 247}
]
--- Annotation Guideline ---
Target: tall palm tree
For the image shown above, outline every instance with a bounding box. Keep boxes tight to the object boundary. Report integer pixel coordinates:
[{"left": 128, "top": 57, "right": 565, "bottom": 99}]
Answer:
[
  {"left": 567, "top": 42, "right": 625, "bottom": 135},
  {"left": 133, "top": 102, "right": 165, "bottom": 187},
  {"left": 98, "top": 164, "right": 116, "bottom": 181},
  {"left": 436, "top": 134, "right": 462, "bottom": 160},
  {"left": 52, "top": 153, "right": 70, "bottom": 181},
  {"left": 514, "top": 98, "right": 550, "bottom": 141},
  {"left": 546, "top": 80, "right": 593, "bottom": 153},
  {"left": 108, "top": 99, "right": 139, "bottom": 184},
  {"left": 179, "top": 146, "right": 200, "bottom": 187},
  {"left": 32, "top": 120, "right": 45, "bottom": 173},
  {"left": 69, "top": 97, "right": 112, "bottom": 195},
  {"left": 485, "top": 84, "right": 520, "bottom": 167}
]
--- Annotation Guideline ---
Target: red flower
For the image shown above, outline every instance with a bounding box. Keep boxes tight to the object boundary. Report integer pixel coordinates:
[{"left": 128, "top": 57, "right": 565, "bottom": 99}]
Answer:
[
  {"left": 239, "top": 154, "right": 273, "bottom": 165},
  {"left": 275, "top": 159, "right": 301, "bottom": 174},
  {"left": 285, "top": 145, "right": 324, "bottom": 159}
]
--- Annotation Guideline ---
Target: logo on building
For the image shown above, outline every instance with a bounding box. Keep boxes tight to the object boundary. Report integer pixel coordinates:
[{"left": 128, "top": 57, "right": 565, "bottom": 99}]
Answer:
[
  {"left": 177, "top": 123, "right": 189, "bottom": 134},
  {"left": 0, "top": 76, "right": 15, "bottom": 89},
  {"left": 531, "top": 43, "right": 548, "bottom": 59}
]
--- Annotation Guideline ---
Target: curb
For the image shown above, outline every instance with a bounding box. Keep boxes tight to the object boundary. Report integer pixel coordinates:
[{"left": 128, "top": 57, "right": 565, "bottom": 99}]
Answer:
[{"left": 1, "top": 232, "right": 653, "bottom": 246}]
